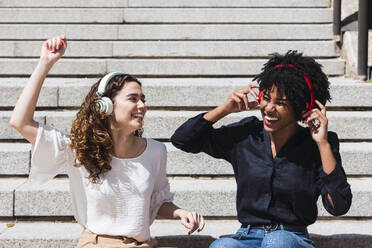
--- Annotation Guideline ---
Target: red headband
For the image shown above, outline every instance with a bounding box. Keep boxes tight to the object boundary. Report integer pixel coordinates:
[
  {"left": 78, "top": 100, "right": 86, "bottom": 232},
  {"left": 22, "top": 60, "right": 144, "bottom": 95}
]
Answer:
[{"left": 258, "top": 64, "right": 315, "bottom": 114}]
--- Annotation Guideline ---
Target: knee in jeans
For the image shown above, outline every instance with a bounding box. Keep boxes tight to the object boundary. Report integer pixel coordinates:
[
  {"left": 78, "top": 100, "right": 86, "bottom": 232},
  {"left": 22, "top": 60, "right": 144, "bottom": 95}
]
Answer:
[
  {"left": 209, "top": 237, "right": 240, "bottom": 248},
  {"left": 262, "top": 230, "right": 297, "bottom": 248}
]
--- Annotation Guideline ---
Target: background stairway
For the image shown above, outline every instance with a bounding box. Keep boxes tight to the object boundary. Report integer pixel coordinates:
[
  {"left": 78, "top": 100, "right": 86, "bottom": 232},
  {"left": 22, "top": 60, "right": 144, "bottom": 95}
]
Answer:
[{"left": 0, "top": 0, "right": 371, "bottom": 247}]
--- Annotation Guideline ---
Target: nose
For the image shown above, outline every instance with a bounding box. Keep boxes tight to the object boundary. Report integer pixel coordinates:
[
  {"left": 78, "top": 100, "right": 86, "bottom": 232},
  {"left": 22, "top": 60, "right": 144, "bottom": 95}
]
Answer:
[
  {"left": 137, "top": 99, "right": 146, "bottom": 109},
  {"left": 265, "top": 101, "right": 276, "bottom": 112}
]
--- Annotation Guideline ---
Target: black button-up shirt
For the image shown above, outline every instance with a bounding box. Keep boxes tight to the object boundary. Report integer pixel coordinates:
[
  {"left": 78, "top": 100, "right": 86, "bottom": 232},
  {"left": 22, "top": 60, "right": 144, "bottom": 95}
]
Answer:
[{"left": 171, "top": 113, "right": 352, "bottom": 226}]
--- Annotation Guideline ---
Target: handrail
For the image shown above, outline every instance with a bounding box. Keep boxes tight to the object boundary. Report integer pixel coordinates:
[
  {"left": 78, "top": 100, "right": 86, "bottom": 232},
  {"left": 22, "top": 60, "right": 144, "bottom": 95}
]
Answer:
[
  {"left": 333, "top": 0, "right": 341, "bottom": 36},
  {"left": 358, "top": 0, "right": 368, "bottom": 78},
  {"left": 333, "top": 0, "right": 370, "bottom": 79}
]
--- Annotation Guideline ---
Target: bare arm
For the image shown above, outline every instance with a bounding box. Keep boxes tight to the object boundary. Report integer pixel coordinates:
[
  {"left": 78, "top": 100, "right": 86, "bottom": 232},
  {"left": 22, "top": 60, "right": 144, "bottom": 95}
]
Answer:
[
  {"left": 305, "top": 100, "right": 336, "bottom": 208},
  {"left": 318, "top": 141, "right": 336, "bottom": 208},
  {"left": 158, "top": 202, "right": 205, "bottom": 234},
  {"left": 9, "top": 36, "right": 67, "bottom": 144},
  {"left": 203, "top": 83, "right": 259, "bottom": 122}
]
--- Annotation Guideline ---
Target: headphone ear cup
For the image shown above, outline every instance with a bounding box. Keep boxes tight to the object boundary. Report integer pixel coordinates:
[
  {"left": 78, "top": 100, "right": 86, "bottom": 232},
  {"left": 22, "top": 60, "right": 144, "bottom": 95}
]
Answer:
[{"left": 96, "top": 96, "right": 113, "bottom": 115}]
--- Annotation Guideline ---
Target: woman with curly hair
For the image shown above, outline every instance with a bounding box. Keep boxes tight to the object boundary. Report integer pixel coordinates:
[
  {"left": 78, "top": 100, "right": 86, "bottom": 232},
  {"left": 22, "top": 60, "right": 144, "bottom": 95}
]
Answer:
[
  {"left": 171, "top": 51, "right": 352, "bottom": 248},
  {"left": 10, "top": 36, "right": 205, "bottom": 248}
]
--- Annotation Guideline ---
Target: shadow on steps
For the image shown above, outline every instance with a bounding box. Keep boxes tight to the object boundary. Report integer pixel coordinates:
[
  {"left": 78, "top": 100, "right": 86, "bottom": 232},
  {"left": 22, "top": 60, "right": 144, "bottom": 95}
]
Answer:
[{"left": 311, "top": 234, "right": 372, "bottom": 248}]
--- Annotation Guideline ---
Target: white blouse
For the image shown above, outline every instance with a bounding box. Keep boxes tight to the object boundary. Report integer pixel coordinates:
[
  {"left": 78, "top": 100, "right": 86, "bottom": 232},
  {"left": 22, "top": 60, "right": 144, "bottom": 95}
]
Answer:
[{"left": 29, "top": 123, "right": 174, "bottom": 242}]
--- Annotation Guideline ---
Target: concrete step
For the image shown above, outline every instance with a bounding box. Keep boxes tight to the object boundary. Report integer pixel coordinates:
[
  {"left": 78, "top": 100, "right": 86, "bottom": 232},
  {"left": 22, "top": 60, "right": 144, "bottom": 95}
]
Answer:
[
  {"left": 0, "top": 143, "right": 30, "bottom": 175},
  {"left": 1, "top": 110, "right": 371, "bottom": 140},
  {"left": 0, "top": 8, "right": 124, "bottom": 24},
  {"left": 0, "top": 40, "right": 338, "bottom": 58},
  {"left": 123, "top": 8, "right": 332, "bottom": 24},
  {"left": 0, "top": 24, "right": 334, "bottom": 40},
  {"left": 0, "top": 179, "right": 25, "bottom": 216},
  {"left": 0, "top": 58, "right": 344, "bottom": 76},
  {"left": 0, "top": 220, "right": 371, "bottom": 248},
  {"left": 128, "top": 0, "right": 331, "bottom": 8},
  {"left": 0, "top": 77, "right": 369, "bottom": 108},
  {"left": 0, "top": 8, "right": 332, "bottom": 24},
  {"left": 0, "top": 178, "right": 367, "bottom": 217},
  {"left": 0, "top": 0, "right": 331, "bottom": 8},
  {"left": 1, "top": 142, "right": 371, "bottom": 176},
  {"left": 0, "top": 0, "right": 128, "bottom": 7}
]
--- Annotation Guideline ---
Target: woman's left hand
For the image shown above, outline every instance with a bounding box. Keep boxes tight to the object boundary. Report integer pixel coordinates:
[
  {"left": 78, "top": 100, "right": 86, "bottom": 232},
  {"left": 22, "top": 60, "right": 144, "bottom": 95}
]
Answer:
[
  {"left": 176, "top": 209, "right": 205, "bottom": 235},
  {"left": 303, "top": 100, "right": 328, "bottom": 144}
]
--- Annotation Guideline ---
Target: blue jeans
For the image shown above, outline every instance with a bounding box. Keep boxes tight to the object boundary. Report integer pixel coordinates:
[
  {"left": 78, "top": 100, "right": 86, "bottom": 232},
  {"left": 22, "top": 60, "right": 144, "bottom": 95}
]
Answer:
[{"left": 209, "top": 225, "right": 314, "bottom": 248}]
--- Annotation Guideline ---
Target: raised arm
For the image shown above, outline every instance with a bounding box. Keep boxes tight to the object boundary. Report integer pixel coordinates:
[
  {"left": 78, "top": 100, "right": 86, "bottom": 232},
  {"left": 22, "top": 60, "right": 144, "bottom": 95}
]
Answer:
[
  {"left": 204, "top": 83, "right": 259, "bottom": 122},
  {"left": 305, "top": 100, "right": 352, "bottom": 215},
  {"left": 9, "top": 36, "right": 67, "bottom": 144},
  {"left": 171, "top": 84, "right": 260, "bottom": 160}
]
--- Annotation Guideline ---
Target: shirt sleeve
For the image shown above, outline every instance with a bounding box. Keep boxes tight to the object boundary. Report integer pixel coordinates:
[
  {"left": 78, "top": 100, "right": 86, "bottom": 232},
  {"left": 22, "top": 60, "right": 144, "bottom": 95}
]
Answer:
[
  {"left": 149, "top": 144, "right": 174, "bottom": 224},
  {"left": 170, "top": 113, "right": 259, "bottom": 162},
  {"left": 29, "top": 122, "right": 74, "bottom": 185},
  {"left": 316, "top": 132, "right": 352, "bottom": 216}
]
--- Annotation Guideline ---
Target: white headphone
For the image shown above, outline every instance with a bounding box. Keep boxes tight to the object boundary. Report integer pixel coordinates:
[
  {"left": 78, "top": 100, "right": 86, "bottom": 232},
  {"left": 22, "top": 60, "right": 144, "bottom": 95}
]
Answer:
[{"left": 95, "top": 72, "right": 124, "bottom": 115}]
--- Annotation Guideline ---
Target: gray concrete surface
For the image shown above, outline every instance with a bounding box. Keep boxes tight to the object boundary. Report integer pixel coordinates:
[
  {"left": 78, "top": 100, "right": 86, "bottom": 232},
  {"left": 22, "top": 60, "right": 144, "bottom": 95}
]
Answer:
[
  {"left": 0, "top": 0, "right": 330, "bottom": 8},
  {"left": 0, "top": 179, "right": 26, "bottom": 216},
  {"left": 0, "top": 58, "right": 345, "bottom": 76},
  {"left": 0, "top": 8, "right": 332, "bottom": 24},
  {"left": 2, "top": 110, "right": 372, "bottom": 140},
  {"left": 0, "top": 41, "right": 338, "bottom": 58},
  {"left": 1, "top": 142, "right": 371, "bottom": 176},
  {"left": 9, "top": 178, "right": 370, "bottom": 217},
  {"left": 2, "top": 77, "right": 370, "bottom": 108},
  {"left": 0, "top": 24, "right": 334, "bottom": 40},
  {"left": 0, "top": 143, "right": 30, "bottom": 175}
]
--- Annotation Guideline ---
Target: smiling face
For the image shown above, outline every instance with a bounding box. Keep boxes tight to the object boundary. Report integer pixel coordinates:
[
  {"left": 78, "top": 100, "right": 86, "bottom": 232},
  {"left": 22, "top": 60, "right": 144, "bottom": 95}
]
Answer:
[
  {"left": 109, "top": 81, "right": 146, "bottom": 134},
  {"left": 260, "top": 85, "right": 297, "bottom": 134}
]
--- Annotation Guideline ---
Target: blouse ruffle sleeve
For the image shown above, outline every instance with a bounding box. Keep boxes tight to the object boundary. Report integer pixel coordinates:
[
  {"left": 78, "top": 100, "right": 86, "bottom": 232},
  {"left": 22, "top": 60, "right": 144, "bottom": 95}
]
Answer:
[
  {"left": 149, "top": 145, "right": 174, "bottom": 224},
  {"left": 29, "top": 122, "right": 74, "bottom": 185}
]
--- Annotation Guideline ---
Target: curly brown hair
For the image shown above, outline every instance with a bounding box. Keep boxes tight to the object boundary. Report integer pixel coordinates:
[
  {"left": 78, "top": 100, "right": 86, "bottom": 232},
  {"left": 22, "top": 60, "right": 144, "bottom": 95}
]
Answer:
[{"left": 70, "top": 74, "right": 142, "bottom": 183}]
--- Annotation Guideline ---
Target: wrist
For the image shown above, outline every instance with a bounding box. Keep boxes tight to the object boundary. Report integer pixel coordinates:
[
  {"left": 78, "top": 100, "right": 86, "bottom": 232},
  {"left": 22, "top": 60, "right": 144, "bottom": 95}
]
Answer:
[
  {"left": 316, "top": 139, "right": 330, "bottom": 148},
  {"left": 204, "top": 105, "right": 230, "bottom": 122},
  {"left": 38, "top": 58, "right": 54, "bottom": 71},
  {"left": 220, "top": 104, "right": 232, "bottom": 115},
  {"left": 173, "top": 208, "right": 187, "bottom": 219}
]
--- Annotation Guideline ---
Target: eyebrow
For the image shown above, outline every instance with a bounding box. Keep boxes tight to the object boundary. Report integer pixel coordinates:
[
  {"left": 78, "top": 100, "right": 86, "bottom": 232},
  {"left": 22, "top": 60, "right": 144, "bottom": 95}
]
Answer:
[
  {"left": 126, "top": 93, "right": 146, "bottom": 99},
  {"left": 263, "top": 94, "right": 288, "bottom": 101}
]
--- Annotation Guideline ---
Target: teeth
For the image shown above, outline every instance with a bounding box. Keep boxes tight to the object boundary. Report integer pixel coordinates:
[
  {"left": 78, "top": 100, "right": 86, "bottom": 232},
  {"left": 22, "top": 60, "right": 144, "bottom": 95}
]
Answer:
[
  {"left": 133, "top": 114, "right": 143, "bottom": 118},
  {"left": 265, "top": 116, "right": 279, "bottom": 121}
]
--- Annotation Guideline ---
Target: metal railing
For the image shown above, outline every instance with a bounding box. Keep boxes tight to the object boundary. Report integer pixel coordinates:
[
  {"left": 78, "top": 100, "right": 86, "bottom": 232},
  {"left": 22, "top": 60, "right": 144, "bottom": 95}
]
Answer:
[
  {"left": 333, "top": 0, "right": 371, "bottom": 79},
  {"left": 333, "top": 0, "right": 341, "bottom": 37}
]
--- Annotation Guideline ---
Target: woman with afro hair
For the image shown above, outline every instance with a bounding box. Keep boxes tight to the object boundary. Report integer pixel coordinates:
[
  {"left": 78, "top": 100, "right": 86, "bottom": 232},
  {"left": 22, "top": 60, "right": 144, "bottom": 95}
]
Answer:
[
  {"left": 10, "top": 36, "right": 205, "bottom": 247},
  {"left": 171, "top": 51, "right": 352, "bottom": 248}
]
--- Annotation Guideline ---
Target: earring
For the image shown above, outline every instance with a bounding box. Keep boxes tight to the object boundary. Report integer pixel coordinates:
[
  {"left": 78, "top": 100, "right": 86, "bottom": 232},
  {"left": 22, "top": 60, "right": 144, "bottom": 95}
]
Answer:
[{"left": 136, "top": 127, "right": 144, "bottom": 137}]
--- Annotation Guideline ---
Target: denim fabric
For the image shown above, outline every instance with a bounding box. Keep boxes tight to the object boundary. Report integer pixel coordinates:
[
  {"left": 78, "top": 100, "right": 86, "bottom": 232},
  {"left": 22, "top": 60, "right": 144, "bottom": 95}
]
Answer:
[{"left": 209, "top": 227, "right": 314, "bottom": 248}]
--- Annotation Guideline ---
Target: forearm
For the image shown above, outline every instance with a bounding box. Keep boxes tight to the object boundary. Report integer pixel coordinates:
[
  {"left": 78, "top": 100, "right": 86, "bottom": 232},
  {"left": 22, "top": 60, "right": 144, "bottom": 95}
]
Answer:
[
  {"left": 10, "top": 61, "right": 52, "bottom": 127},
  {"left": 10, "top": 61, "right": 53, "bottom": 144},
  {"left": 317, "top": 140, "right": 338, "bottom": 208},
  {"left": 157, "top": 202, "right": 185, "bottom": 219},
  {"left": 203, "top": 105, "right": 230, "bottom": 122},
  {"left": 317, "top": 140, "right": 336, "bottom": 175}
]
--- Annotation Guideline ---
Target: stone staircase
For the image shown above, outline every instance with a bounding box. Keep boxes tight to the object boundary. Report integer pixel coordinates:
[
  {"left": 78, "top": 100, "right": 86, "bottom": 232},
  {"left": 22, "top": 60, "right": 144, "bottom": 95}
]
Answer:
[{"left": 0, "top": 0, "right": 371, "bottom": 247}]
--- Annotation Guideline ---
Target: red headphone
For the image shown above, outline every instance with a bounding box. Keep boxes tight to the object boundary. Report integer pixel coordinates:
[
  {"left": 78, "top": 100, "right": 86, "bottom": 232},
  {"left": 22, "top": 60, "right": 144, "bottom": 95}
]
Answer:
[{"left": 257, "top": 64, "right": 315, "bottom": 114}]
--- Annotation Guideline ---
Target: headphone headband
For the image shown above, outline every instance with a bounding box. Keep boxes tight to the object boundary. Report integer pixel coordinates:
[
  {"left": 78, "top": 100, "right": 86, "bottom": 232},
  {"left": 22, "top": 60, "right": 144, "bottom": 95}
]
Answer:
[{"left": 96, "top": 72, "right": 124, "bottom": 97}]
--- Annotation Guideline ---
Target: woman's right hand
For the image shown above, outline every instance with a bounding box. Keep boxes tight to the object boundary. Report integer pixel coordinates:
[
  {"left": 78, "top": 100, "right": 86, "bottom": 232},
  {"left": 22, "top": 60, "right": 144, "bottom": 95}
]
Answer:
[
  {"left": 40, "top": 35, "right": 67, "bottom": 66},
  {"left": 222, "top": 83, "right": 260, "bottom": 113}
]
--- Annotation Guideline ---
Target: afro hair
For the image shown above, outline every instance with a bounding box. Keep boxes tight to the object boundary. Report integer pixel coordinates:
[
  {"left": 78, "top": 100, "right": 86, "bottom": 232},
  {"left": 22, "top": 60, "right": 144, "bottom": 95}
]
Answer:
[{"left": 253, "top": 50, "right": 331, "bottom": 121}]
